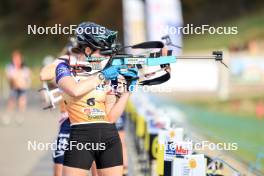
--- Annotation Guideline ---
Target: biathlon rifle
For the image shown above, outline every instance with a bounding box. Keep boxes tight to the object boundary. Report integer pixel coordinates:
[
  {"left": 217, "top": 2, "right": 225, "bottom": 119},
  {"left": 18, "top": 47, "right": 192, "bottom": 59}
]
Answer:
[
  {"left": 38, "top": 82, "right": 62, "bottom": 110},
  {"left": 41, "top": 37, "right": 228, "bottom": 110},
  {"left": 70, "top": 36, "right": 228, "bottom": 86}
]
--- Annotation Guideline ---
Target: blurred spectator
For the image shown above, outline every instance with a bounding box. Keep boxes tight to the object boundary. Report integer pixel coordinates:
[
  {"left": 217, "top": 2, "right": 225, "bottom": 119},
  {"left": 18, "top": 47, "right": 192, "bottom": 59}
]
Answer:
[
  {"left": 3, "top": 50, "right": 31, "bottom": 123},
  {"left": 247, "top": 39, "right": 258, "bottom": 55},
  {"left": 228, "top": 39, "right": 260, "bottom": 54},
  {"left": 256, "top": 101, "right": 264, "bottom": 120}
]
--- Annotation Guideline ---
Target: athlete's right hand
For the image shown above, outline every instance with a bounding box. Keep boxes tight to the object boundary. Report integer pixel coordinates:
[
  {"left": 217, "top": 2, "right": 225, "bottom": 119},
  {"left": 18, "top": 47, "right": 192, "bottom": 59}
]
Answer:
[{"left": 101, "top": 66, "right": 120, "bottom": 80}]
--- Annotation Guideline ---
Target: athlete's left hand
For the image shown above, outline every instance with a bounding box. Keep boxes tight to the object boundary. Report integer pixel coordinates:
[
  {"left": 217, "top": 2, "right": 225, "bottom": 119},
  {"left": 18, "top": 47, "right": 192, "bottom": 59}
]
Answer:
[{"left": 119, "top": 68, "right": 138, "bottom": 92}]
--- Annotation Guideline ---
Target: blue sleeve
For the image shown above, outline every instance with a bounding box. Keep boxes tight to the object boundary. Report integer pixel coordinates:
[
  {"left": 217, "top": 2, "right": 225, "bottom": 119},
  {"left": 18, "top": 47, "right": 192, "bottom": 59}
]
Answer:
[{"left": 56, "top": 62, "right": 71, "bottom": 83}]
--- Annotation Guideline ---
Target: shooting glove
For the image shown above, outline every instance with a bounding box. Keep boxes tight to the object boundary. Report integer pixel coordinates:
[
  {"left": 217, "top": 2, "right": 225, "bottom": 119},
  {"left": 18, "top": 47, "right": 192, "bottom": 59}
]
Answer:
[
  {"left": 101, "top": 66, "right": 120, "bottom": 80},
  {"left": 119, "top": 68, "right": 138, "bottom": 92}
]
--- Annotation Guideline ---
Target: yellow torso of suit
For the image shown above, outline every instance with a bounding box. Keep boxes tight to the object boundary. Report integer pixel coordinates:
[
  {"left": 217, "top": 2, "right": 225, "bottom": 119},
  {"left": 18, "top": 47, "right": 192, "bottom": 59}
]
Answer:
[
  {"left": 62, "top": 76, "right": 109, "bottom": 125},
  {"left": 59, "top": 100, "right": 67, "bottom": 113}
]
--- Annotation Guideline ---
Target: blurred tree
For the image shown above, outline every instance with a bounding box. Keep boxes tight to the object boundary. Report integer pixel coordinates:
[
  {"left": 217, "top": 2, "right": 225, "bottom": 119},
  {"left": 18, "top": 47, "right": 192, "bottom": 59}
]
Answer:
[
  {"left": 14, "top": 0, "right": 49, "bottom": 24},
  {"left": 0, "top": 0, "right": 263, "bottom": 64},
  {"left": 182, "top": 0, "right": 264, "bottom": 24},
  {"left": 48, "top": 0, "right": 123, "bottom": 42},
  {"left": 48, "top": 0, "right": 92, "bottom": 25},
  {"left": 0, "top": 0, "right": 12, "bottom": 16}
]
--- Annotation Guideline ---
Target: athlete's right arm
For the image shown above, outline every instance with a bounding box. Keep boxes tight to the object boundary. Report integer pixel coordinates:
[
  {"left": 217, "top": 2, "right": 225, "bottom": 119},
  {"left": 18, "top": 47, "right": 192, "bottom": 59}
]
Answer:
[{"left": 56, "top": 62, "right": 102, "bottom": 97}]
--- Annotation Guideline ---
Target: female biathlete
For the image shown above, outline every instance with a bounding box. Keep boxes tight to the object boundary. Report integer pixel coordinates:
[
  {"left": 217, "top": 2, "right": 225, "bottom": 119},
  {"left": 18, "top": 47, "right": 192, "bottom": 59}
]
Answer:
[
  {"left": 40, "top": 39, "right": 98, "bottom": 176},
  {"left": 55, "top": 22, "right": 137, "bottom": 176}
]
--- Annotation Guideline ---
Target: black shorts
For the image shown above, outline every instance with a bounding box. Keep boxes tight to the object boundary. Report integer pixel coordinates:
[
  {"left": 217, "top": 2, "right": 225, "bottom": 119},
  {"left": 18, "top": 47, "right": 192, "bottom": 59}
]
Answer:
[{"left": 63, "top": 123, "right": 123, "bottom": 170}]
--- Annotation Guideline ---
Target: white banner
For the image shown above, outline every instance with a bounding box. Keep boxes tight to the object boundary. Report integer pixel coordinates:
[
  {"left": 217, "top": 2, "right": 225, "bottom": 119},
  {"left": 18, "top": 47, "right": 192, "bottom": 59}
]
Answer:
[
  {"left": 145, "top": 0, "right": 185, "bottom": 91},
  {"left": 172, "top": 154, "right": 206, "bottom": 176},
  {"left": 146, "top": 0, "right": 183, "bottom": 49},
  {"left": 169, "top": 60, "right": 219, "bottom": 91},
  {"left": 158, "top": 128, "right": 184, "bottom": 145},
  {"left": 122, "top": 0, "right": 146, "bottom": 49}
]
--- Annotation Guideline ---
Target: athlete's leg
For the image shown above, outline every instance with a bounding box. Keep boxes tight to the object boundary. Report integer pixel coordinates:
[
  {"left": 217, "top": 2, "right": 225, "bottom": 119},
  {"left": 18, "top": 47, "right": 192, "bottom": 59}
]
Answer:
[
  {"left": 62, "top": 166, "right": 87, "bottom": 176},
  {"left": 91, "top": 162, "right": 98, "bottom": 176},
  {"left": 54, "top": 164, "right": 63, "bottom": 176},
  {"left": 62, "top": 124, "right": 94, "bottom": 176},
  {"left": 118, "top": 131, "right": 127, "bottom": 173},
  {"left": 96, "top": 124, "right": 123, "bottom": 176},
  {"left": 97, "top": 166, "right": 123, "bottom": 176}
]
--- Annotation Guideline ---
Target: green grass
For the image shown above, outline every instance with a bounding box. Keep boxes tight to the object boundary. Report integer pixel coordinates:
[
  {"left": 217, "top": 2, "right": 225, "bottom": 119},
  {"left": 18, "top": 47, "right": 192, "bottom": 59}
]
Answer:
[
  {"left": 151, "top": 96, "right": 264, "bottom": 172},
  {"left": 177, "top": 103, "right": 264, "bottom": 172},
  {"left": 182, "top": 96, "right": 264, "bottom": 118},
  {"left": 183, "top": 9, "right": 264, "bottom": 51}
]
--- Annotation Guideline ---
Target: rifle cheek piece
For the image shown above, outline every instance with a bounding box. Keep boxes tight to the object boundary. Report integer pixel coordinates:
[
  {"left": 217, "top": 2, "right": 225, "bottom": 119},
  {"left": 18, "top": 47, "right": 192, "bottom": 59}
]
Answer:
[{"left": 139, "top": 72, "right": 171, "bottom": 86}]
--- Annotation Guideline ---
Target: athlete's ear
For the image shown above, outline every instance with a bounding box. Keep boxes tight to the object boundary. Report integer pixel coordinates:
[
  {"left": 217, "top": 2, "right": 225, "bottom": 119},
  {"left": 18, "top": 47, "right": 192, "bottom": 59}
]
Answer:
[{"left": 84, "top": 47, "right": 92, "bottom": 56}]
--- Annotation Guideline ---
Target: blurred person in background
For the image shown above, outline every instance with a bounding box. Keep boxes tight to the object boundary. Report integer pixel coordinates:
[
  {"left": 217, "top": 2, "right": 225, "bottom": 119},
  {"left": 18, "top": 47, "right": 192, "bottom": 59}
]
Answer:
[{"left": 2, "top": 50, "right": 31, "bottom": 125}]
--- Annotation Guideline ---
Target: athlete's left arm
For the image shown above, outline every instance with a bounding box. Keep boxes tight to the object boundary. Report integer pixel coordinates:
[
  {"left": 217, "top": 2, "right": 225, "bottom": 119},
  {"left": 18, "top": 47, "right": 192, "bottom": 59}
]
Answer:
[{"left": 105, "top": 92, "right": 130, "bottom": 123}]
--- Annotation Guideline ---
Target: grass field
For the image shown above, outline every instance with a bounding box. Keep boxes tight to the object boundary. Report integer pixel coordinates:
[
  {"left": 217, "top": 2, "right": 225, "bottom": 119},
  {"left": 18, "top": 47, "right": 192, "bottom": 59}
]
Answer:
[
  {"left": 179, "top": 104, "right": 264, "bottom": 159},
  {"left": 152, "top": 96, "right": 264, "bottom": 172}
]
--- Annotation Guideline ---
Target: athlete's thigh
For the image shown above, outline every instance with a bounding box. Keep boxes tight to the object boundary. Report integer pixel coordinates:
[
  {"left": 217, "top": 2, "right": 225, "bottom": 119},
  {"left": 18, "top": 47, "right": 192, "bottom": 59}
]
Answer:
[
  {"left": 118, "top": 131, "right": 125, "bottom": 143},
  {"left": 54, "top": 163, "right": 63, "bottom": 176},
  {"left": 62, "top": 165, "right": 87, "bottom": 176},
  {"left": 97, "top": 166, "right": 123, "bottom": 176},
  {"left": 91, "top": 162, "right": 98, "bottom": 176}
]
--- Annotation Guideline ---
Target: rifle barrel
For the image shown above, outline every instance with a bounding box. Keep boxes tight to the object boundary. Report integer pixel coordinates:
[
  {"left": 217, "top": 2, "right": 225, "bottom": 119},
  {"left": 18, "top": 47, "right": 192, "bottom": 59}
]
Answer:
[{"left": 176, "top": 56, "right": 217, "bottom": 59}]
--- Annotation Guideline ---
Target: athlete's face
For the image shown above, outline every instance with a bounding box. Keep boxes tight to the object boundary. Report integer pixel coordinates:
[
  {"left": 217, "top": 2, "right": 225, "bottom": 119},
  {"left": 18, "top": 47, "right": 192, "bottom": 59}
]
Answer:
[
  {"left": 91, "top": 50, "right": 110, "bottom": 59},
  {"left": 84, "top": 47, "right": 110, "bottom": 68},
  {"left": 84, "top": 47, "right": 110, "bottom": 59}
]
